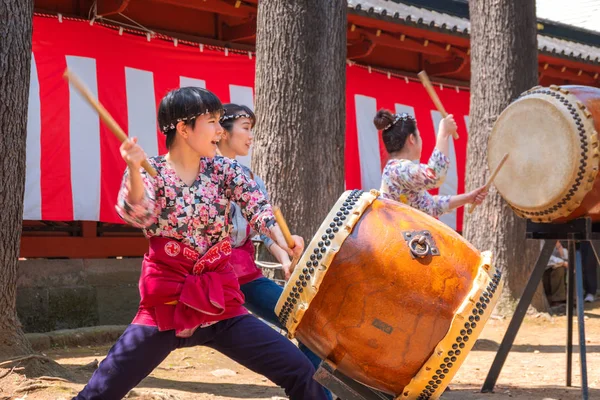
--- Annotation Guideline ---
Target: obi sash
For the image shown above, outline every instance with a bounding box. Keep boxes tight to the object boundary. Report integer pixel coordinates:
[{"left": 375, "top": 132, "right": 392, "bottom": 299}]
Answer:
[
  {"left": 132, "top": 236, "right": 247, "bottom": 338},
  {"left": 230, "top": 225, "right": 265, "bottom": 286}
]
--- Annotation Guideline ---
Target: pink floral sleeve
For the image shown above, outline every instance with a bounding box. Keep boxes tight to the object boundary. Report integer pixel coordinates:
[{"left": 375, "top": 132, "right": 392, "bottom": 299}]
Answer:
[
  {"left": 224, "top": 160, "right": 275, "bottom": 237},
  {"left": 115, "top": 165, "right": 161, "bottom": 228}
]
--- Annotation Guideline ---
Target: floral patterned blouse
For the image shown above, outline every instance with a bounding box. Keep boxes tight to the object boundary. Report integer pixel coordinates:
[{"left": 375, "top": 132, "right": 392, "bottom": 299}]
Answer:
[
  {"left": 380, "top": 148, "right": 451, "bottom": 218},
  {"left": 116, "top": 155, "right": 275, "bottom": 256},
  {"left": 229, "top": 164, "right": 274, "bottom": 249}
]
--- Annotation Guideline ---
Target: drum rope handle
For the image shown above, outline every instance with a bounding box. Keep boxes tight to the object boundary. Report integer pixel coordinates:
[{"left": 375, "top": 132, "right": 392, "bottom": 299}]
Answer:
[{"left": 409, "top": 235, "right": 430, "bottom": 258}]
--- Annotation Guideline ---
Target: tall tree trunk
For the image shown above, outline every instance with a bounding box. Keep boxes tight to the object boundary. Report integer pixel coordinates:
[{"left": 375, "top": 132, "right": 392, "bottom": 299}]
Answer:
[
  {"left": 0, "top": 1, "right": 68, "bottom": 378},
  {"left": 465, "top": 0, "right": 547, "bottom": 314},
  {"left": 253, "top": 1, "right": 347, "bottom": 243},
  {"left": 0, "top": 0, "right": 35, "bottom": 361}
]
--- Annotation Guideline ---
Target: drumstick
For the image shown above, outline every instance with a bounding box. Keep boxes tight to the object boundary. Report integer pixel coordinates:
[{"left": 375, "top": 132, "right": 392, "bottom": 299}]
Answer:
[
  {"left": 273, "top": 207, "right": 295, "bottom": 248},
  {"left": 273, "top": 206, "right": 301, "bottom": 274},
  {"left": 63, "top": 69, "right": 158, "bottom": 177},
  {"left": 417, "top": 70, "right": 459, "bottom": 140},
  {"left": 468, "top": 153, "right": 509, "bottom": 214}
]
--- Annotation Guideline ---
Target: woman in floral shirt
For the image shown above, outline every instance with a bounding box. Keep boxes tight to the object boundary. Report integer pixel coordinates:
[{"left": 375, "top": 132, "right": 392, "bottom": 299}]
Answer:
[
  {"left": 74, "top": 87, "right": 328, "bottom": 400},
  {"left": 217, "top": 104, "right": 332, "bottom": 400},
  {"left": 373, "top": 109, "right": 487, "bottom": 218}
]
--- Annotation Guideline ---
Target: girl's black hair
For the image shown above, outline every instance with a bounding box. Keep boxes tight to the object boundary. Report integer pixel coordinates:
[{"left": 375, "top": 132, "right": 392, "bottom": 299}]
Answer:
[
  {"left": 373, "top": 109, "right": 417, "bottom": 154},
  {"left": 220, "top": 103, "right": 256, "bottom": 134},
  {"left": 158, "top": 87, "right": 223, "bottom": 149}
]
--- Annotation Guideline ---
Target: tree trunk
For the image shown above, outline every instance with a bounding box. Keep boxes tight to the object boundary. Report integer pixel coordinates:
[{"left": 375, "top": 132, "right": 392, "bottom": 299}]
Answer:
[
  {"left": 465, "top": 0, "right": 547, "bottom": 314},
  {"left": 253, "top": 1, "right": 347, "bottom": 243},
  {"left": 0, "top": 1, "right": 68, "bottom": 378},
  {"left": 0, "top": 0, "right": 35, "bottom": 361}
]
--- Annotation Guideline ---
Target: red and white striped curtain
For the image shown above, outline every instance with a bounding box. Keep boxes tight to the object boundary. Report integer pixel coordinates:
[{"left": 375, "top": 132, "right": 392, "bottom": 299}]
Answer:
[{"left": 26, "top": 15, "right": 471, "bottom": 230}]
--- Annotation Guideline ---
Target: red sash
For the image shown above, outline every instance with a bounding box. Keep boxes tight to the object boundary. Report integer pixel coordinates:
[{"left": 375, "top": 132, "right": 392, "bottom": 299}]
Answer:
[
  {"left": 230, "top": 225, "right": 264, "bottom": 285},
  {"left": 133, "top": 236, "right": 247, "bottom": 338}
]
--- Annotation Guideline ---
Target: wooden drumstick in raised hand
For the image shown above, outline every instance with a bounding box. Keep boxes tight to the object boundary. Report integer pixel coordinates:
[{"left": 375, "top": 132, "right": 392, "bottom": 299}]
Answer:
[
  {"left": 468, "top": 153, "right": 509, "bottom": 214},
  {"left": 273, "top": 206, "right": 301, "bottom": 274},
  {"left": 63, "top": 69, "right": 158, "bottom": 177},
  {"left": 418, "top": 70, "right": 459, "bottom": 140}
]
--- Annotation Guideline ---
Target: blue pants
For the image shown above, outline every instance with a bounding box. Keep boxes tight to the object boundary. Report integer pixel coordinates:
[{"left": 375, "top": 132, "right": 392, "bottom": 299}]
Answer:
[
  {"left": 241, "top": 277, "right": 332, "bottom": 400},
  {"left": 73, "top": 315, "right": 328, "bottom": 400}
]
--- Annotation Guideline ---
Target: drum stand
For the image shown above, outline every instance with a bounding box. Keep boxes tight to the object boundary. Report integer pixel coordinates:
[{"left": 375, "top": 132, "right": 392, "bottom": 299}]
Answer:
[
  {"left": 481, "top": 218, "right": 594, "bottom": 400},
  {"left": 314, "top": 360, "right": 394, "bottom": 400}
]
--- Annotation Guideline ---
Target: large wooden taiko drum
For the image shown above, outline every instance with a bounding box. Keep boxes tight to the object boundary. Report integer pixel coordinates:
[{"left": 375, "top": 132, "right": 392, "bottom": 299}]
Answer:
[
  {"left": 488, "top": 85, "right": 600, "bottom": 223},
  {"left": 275, "top": 190, "right": 503, "bottom": 399}
]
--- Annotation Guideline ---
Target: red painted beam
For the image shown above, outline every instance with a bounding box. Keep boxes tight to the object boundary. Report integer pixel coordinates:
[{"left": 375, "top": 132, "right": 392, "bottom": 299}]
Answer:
[
  {"left": 222, "top": 19, "right": 256, "bottom": 42},
  {"left": 20, "top": 236, "right": 149, "bottom": 258},
  {"left": 539, "top": 64, "right": 598, "bottom": 85},
  {"left": 538, "top": 54, "right": 600, "bottom": 76},
  {"left": 154, "top": 0, "right": 255, "bottom": 19},
  {"left": 347, "top": 13, "right": 471, "bottom": 49},
  {"left": 348, "top": 38, "right": 376, "bottom": 60},
  {"left": 365, "top": 30, "right": 453, "bottom": 58},
  {"left": 424, "top": 57, "right": 468, "bottom": 76},
  {"left": 96, "top": 0, "right": 131, "bottom": 17}
]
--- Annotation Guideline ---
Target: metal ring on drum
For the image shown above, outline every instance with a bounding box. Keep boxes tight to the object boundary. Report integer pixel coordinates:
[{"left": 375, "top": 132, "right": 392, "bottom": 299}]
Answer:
[
  {"left": 275, "top": 190, "right": 503, "bottom": 399},
  {"left": 487, "top": 85, "right": 600, "bottom": 223},
  {"left": 408, "top": 235, "right": 431, "bottom": 258}
]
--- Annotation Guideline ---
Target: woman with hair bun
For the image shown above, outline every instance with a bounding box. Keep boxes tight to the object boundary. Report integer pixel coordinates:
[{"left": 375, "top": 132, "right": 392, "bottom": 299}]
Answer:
[{"left": 373, "top": 109, "right": 487, "bottom": 218}]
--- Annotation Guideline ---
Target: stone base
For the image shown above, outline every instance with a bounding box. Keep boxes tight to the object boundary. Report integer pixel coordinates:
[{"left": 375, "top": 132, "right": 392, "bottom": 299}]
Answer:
[{"left": 17, "top": 258, "right": 142, "bottom": 333}]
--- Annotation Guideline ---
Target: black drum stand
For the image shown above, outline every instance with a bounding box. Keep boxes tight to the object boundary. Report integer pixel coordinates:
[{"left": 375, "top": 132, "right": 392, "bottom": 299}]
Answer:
[{"left": 481, "top": 218, "right": 593, "bottom": 400}]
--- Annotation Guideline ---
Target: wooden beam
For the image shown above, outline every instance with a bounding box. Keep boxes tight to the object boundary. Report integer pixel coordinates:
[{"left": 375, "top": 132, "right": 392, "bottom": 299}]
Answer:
[
  {"left": 366, "top": 66, "right": 470, "bottom": 88},
  {"left": 424, "top": 57, "right": 468, "bottom": 76},
  {"left": 81, "top": 221, "right": 97, "bottom": 238},
  {"left": 374, "top": 33, "right": 448, "bottom": 57},
  {"left": 359, "top": 28, "right": 462, "bottom": 58},
  {"left": 540, "top": 64, "right": 596, "bottom": 85},
  {"left": 347, "top": 39, "right": 375, "bottom": 60},
  {"left": 222, "top": 19, "right": 256, "bottom": 42},
  {"left": 152, "top": 28, "right": 256, "bottom": 52},
  {"left": 20, "top": 236, "right": 148, "bottom": 258},
  {"left": 347, "top": 13, "right": 471, "bottom": 49},
  {"left": 538, "top": 54, "right": 600, "bottom": 75},
  {"left": 96, "top": 0, "right": 131, "bottom": 17},
  {"left": 153, "top": 0, "right": 255, "bottom": 19}
]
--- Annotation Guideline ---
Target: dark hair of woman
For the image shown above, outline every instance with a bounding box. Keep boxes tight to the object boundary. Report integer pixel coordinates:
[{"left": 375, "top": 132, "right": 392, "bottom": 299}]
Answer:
[
  {"left": 158, "top": 86, "right": 223, "bottom": 149},
  {"left": 373, "top": 109, "right": 417, "bottom": 154},
  {"left": 220, "top": 103, "right": 256, "bottom": 133}
]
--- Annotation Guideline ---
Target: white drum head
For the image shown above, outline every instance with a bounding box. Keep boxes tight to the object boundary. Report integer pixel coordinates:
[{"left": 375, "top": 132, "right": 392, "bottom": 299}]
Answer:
[{"left": 488, "top": 86, "right": 599, "bottom": 221}]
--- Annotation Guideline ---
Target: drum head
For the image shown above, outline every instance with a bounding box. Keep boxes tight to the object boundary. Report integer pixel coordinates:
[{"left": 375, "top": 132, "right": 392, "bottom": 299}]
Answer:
[
  {"left": 488, "top": 87, "right": 598, "bottom": 221},
  {"left": 489, "top": 95, "right": 578, "bottom": 210}
]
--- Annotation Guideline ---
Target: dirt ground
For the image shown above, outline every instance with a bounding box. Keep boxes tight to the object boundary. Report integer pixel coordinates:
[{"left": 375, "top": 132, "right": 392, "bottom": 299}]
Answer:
[{"left": 1, "top": 303, "right": 599, "bottom": 400}]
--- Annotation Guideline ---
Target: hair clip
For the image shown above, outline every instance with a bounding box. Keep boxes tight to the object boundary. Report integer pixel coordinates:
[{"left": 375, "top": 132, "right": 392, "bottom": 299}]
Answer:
[
  {"left": 383, "top": 112, "right": 414, "bottom": 131},
  {"left": 220, "top": 113, "right": 252, "bottom": 123},
  {"left": 161, "top": 109, "right": 212, "bottom": 133}
]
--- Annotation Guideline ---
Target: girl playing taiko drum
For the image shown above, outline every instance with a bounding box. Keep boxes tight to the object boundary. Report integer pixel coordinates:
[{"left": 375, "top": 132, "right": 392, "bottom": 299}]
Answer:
[
  {"left": 373, "top": 109, "right": 488, "bottom": 218},
  {"left": 217, "top": 103, "right": 332, "bottom": 399},
  {"left": 73, "top": 87, "right": 328, "bottom": 400}
]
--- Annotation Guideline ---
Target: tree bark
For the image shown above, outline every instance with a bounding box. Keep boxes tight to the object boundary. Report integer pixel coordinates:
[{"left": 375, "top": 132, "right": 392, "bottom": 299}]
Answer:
[
  {"left": 465, "top": 0, "right": 547, "bottom": 313},
  {"left": 253, "top": 1, "right": 347, "bottom": 242},
  {"left": 0, "top": 2, "right": 69, "bottom": 378},
  {"left": 0, "top": 0, "right": 35, "bottom": 361}
]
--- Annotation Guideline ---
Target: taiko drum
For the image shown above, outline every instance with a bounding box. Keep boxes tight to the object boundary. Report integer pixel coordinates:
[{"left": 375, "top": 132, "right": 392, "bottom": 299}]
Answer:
[
  {"left": 275, "top": 190, "right": 503, "bottom": 399},
  {"left": 488, "top": 85, "right": 600, "bottom": 223}
]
